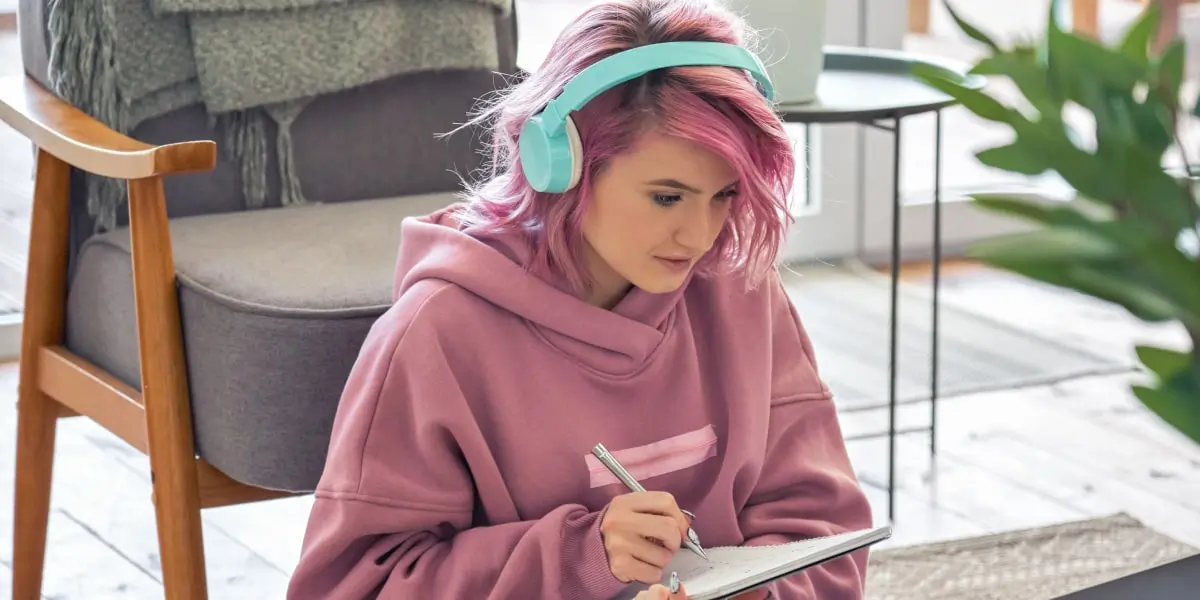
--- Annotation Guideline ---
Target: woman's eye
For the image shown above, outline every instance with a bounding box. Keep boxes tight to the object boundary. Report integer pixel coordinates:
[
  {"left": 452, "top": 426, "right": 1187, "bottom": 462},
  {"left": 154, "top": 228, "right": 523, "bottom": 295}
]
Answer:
[
  {"left": 715, "top": 189, "right": 738, "bottom": 202},
  {"left": 653, "top": 193, "right": 683, "bottom": 207}
]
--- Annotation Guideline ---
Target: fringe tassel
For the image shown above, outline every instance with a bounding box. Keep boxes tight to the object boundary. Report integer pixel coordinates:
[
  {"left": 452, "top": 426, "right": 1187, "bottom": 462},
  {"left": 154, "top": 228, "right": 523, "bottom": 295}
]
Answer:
[
  {"left": 212, "top": 108, "right": 269, "bottom": 209},
  {"left": 212, "top": 101, "right": 313, "bottom": 210},
  {"left": 48, "top": 0, "right": 129, "bottom": 233},
  {"left": 266, "top": 100, "right": 313, "bottom": 207},
  {"left": 48, "top": 0, "right": 317, "bottom": 226}
]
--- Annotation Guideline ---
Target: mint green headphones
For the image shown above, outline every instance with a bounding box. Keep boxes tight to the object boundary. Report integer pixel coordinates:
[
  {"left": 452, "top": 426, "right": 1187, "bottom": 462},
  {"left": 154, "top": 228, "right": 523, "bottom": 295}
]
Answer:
[{"left": 518, "top": 41, "right": 775, "bottom": 194}]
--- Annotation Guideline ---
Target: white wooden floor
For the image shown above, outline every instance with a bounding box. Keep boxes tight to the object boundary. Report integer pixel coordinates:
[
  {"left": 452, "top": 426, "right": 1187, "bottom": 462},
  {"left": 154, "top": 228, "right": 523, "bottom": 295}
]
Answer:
[{"left": 2, "top": 264, "right": 1199, "bottom": 599}]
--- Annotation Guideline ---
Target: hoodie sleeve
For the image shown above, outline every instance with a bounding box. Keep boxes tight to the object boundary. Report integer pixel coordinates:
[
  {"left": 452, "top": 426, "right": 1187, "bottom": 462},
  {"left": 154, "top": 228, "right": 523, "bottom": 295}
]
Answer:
[
  {"left": 286, "top": 288, "right": 628, "bottom": 600},
  {"left": 735, "top": 276, "right": 875, "bottom": 600}
]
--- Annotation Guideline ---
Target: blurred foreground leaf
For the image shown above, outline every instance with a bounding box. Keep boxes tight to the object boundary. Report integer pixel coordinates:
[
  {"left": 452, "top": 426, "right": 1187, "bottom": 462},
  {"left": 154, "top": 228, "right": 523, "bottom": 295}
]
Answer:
[{"left": 916, "top": 0, "right": 1200, "bottom": 446}]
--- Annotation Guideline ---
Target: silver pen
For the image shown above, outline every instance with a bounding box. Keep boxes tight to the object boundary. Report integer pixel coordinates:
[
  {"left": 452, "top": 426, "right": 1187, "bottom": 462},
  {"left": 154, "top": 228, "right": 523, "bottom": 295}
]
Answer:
[{"left": 591, "top": 442, "right": 709, "bottom": 560}]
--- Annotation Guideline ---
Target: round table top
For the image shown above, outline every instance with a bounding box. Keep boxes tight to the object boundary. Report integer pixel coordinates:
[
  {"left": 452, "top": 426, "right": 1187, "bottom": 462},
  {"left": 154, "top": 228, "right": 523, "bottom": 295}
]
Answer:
[{"left": 775, "top": 46, "right": 986, "bottom": 123}]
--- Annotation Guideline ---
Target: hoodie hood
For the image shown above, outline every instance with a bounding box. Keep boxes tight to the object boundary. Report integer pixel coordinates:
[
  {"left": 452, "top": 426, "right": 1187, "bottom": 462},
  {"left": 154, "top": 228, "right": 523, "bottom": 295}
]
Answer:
[{"left": 393, "top": 206, "right": 689, "bottom": 375}]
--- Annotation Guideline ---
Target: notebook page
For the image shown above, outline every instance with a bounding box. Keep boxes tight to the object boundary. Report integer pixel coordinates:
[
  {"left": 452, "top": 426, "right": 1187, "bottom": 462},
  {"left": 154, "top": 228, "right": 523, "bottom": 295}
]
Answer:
[{"left": 620, "top": 528, "right": 883, "bottom": 600}]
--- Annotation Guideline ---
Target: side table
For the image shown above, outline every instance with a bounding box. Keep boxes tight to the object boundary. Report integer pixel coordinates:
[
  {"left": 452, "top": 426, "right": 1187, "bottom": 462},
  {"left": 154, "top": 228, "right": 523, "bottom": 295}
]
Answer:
[{"left": 776, "top": 46, "right": 985, "bottom": 522}]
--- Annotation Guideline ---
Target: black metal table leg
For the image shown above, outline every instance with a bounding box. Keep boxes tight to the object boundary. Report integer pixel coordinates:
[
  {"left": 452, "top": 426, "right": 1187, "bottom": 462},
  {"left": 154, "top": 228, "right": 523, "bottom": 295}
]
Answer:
[
  {"left": 931, "top": 110, "right": 943, "bottom": 458},
  {"left": 887, "top": 114, "right": 902, "bottom": 523},
  {"left": 810, "top": 108, "right": 948, "bottom": 525},
  {"left": 772, "top": 44, "right": 980, "bottom": 528}
]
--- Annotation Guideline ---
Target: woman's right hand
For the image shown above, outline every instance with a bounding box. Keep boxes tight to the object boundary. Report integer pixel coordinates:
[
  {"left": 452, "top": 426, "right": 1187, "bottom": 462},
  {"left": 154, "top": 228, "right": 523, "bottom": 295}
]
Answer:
[{"left": 599, "top": 491, "right": 692, "bottom": 584}]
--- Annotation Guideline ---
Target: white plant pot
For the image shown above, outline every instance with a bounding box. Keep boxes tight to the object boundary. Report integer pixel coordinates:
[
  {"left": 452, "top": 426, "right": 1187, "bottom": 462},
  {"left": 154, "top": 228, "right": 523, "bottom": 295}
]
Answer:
[{"left": 724, "top": 0, "right": 827, "bottom": 104}]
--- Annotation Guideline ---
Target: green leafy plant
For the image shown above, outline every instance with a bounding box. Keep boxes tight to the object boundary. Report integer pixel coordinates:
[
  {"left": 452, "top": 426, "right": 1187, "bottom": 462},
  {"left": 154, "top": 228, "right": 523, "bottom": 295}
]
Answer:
[{"left": 912, "top": 0, "right": 1200, "bottom": 445}]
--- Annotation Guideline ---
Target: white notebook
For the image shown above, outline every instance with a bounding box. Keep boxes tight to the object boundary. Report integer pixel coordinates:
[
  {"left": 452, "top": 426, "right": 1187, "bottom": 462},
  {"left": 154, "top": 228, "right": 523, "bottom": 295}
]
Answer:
[{"left": 620, "top": 525, "right": 892, "bottom": 600}]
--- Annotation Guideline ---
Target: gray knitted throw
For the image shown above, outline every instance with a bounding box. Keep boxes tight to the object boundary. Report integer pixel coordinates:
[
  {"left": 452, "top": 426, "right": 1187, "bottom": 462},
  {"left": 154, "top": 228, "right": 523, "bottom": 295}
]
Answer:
[{"left": 47, "top": 0, "right": 511, "bottom": 231}]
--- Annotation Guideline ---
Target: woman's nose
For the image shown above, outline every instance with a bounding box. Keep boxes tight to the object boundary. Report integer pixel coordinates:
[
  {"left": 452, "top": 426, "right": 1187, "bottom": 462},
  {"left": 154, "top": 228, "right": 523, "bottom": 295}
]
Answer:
[{"left": 675, "top": 199, "right": 722, "bottom": 251}]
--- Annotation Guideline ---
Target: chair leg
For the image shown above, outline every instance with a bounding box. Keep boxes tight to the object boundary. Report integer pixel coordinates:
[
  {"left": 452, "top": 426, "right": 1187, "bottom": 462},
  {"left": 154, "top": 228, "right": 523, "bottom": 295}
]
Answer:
[
  {"left": 12, "top": 150, "right": 71, "bottom": 600},
  {"left": 151, "top": 476, "right": 209, "bottom": 599},
  {"left": 12, "top": 380, "right": 60, "bottom": 600},
  {"left": 126, "top": 176, "right": 209, "bottom": 599}
]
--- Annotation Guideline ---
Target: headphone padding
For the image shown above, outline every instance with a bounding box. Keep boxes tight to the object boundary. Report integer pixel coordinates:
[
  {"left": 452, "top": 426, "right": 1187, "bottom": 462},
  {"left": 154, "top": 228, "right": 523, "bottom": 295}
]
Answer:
[{"left": 565, "top": 116, "right": 583, "bottom": 191}]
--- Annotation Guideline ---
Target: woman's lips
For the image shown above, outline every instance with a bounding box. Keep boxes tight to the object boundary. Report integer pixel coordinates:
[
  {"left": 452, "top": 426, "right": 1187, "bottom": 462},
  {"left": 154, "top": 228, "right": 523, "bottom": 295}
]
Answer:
[{"left": 655, "top": 257, "right": 693, "bottom": 273}]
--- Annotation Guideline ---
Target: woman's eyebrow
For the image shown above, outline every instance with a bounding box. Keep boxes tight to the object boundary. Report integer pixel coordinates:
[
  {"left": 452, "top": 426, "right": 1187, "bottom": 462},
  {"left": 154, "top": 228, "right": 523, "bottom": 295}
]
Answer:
[
  {"left": 644, "top": 178, "right": 739, "bottom": 193},
  {"left": 643, "top": 178, "right": 701, "bottom": 193}
]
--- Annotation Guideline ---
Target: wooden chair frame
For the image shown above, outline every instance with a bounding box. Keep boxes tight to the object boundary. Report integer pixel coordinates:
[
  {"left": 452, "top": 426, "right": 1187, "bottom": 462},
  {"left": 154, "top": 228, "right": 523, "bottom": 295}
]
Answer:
[{"left": 3, "top": 73, "right": 303, "bottom": 600}]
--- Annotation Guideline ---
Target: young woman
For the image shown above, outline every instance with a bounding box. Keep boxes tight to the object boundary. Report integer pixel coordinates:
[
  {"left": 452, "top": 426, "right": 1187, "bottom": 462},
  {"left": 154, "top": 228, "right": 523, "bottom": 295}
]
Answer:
[{"left": 285, "top": 0, "right": 873, "bottom": 598}]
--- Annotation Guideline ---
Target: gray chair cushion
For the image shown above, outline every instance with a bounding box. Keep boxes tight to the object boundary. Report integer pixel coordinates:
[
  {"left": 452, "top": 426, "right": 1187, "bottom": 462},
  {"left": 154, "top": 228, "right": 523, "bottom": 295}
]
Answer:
[{"left": 64, "top": 193, "right": 460, "bottom": 491}]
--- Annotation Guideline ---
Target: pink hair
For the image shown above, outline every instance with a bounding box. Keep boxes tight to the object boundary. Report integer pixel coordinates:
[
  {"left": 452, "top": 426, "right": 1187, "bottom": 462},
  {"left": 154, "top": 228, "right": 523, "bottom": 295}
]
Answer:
[{"left": 452, "top": 0, "right": 796, "bottom": 293}]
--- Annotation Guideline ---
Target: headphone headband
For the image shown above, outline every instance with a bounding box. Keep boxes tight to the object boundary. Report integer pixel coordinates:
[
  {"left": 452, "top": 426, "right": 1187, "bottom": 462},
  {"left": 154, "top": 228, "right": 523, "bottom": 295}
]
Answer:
[
  {"left": 518, "top": 41, "right": 775, "bottom": 193},
  {"left": 538, "top": 41, "right": 774, "bottom": 136}
]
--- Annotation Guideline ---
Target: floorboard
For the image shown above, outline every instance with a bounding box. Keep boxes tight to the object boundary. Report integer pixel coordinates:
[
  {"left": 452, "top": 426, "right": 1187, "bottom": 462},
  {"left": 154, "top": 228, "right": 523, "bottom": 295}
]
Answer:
[
  {"left": 842, "top": 375, "right": 1200, "bottom": 549},
  {"left": 857, "top": 434, "right": 1094, "bottom": 533}
]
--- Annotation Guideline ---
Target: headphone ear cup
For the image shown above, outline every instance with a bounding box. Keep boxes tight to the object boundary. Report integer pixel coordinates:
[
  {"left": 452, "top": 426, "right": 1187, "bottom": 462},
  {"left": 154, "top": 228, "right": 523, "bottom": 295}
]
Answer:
[
  {"left": 565, "top": 116, "right": 583, "bottom": 191},
  {"left": 518, "top": 113, "right": 577, "bottom": 193}
]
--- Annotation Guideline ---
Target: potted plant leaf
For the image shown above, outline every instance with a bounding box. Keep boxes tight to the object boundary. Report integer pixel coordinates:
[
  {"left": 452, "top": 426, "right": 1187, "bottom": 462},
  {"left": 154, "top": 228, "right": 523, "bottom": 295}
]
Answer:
[{"left": 912, "top": 0, "right": 1200, "bottom": 445}]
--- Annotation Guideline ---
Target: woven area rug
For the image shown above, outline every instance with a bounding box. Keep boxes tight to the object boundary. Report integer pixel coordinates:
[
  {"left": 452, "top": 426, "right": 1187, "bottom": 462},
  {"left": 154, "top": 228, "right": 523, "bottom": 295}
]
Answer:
[{"left": 864, "top": 513, "right": 1198, "bottom": 599}]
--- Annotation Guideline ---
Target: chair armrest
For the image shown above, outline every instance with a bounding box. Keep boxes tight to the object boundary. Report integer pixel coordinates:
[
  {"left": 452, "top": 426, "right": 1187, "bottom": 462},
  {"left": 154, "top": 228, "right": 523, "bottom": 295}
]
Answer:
[{"left": 0, "top": 74, "right": 216, "bottom": 180}]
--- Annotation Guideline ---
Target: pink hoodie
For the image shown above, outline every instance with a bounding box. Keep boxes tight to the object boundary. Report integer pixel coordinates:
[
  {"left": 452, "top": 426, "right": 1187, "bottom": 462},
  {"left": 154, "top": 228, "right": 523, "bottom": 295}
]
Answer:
[{"left": 286, "top": 207, "right": 873, "bottom": 600}]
